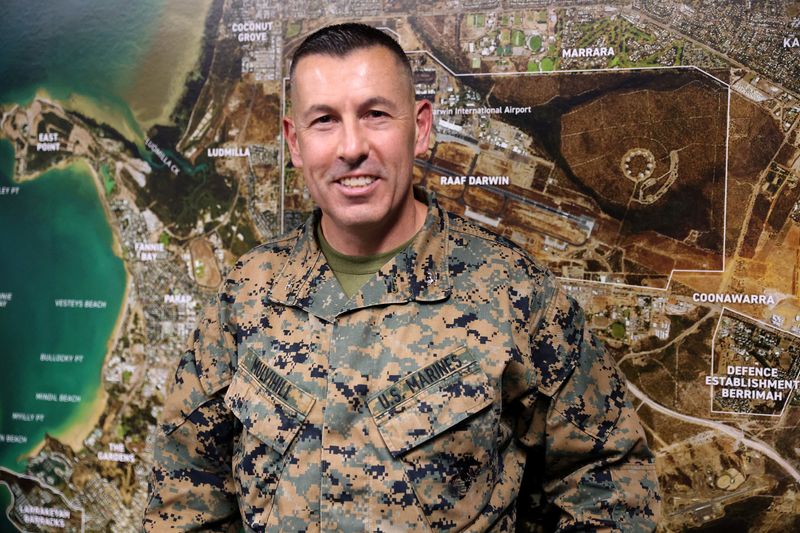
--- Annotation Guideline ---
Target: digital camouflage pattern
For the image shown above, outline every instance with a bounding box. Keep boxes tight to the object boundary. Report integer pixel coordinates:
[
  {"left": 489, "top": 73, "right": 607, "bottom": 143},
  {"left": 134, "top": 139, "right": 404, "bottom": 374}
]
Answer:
[{"left": 144, "top": 190, "right": 661, "bottom": 532}]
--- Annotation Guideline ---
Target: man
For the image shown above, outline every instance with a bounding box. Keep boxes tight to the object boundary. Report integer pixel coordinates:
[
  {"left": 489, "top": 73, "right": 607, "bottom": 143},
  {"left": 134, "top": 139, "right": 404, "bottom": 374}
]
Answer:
[{"left": 145, "top": 23, "right": 661, "bottom": 532}]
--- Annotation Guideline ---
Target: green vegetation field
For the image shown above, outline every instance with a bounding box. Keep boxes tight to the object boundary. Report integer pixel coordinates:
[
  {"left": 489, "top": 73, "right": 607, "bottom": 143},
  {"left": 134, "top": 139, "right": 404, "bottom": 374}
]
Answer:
[
  {"left": 499, "top": 28, "right": 511, "bottom": 46},
  {"left": 467, "top": 13, "right": 486, "bottom": 27},
  {"left": 100, "top": 163, "right": 115, "bottom": 195},
  {"left": 571, "top": 17, "right": 685, "bottom": 67}
]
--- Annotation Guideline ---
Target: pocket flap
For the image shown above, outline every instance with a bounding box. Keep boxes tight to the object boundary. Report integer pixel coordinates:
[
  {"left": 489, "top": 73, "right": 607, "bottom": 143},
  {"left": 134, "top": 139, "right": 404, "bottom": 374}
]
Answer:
[
  {"left": 367, "top": 347, "right": 494, "bottom": 457},
  {"left": 224, "top": 350, "right": 315, "bottom": 454}
]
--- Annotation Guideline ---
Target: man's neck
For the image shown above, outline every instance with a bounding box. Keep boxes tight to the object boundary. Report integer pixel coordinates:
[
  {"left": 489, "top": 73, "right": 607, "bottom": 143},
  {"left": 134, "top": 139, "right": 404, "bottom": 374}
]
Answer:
[{"left": 320, "top": 198, "right": 427, "bottom": 256}]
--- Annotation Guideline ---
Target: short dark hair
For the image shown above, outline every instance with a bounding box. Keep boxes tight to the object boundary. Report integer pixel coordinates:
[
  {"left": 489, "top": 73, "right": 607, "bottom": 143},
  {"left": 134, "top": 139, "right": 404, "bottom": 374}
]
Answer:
[{"left": 289, "top": 23, "right": 412, "bottom": 80}]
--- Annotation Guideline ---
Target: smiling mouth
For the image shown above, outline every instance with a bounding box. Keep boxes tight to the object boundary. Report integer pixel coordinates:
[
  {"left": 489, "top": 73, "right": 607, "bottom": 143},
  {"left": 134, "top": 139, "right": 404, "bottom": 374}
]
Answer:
[{"left": 337, "top": 176, "right": 377, "bottom": 188}]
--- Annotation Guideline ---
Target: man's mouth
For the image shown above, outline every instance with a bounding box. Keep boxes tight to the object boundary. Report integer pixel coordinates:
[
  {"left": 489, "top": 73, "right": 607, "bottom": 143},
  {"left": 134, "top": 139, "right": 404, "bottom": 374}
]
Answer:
[{"left": 337, "top": 176, "right": 377, "bottom": 188}]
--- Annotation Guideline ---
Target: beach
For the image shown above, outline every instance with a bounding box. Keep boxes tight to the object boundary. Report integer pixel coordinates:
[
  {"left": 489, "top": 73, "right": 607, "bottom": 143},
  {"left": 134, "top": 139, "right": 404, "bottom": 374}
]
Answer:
[
  {"left": 18, "top": 158, "right": 132, "bottom": 459},
  {"left": 0, "top": 158, "right": 128, "bottom": 470}
]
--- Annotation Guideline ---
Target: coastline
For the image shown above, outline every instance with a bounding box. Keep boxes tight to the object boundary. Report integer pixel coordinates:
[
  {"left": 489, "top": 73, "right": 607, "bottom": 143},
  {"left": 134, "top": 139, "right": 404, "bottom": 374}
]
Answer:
[
  {"left": 61, "top": 92, "right": 141, "bottom": 143},
  {"left": 10, "top": 90, "right": 143, "bottom": 146},
  {"left": 3, "top": 0, "right": 213, "bottom": 466},
  {"left": 50, "top": 160, "right": 131, "bottom": 451},
  {"left": 10, "top": 155, "right": 77, "bottom": 184},
  {"left": 19, "top": 159, "right": 131, "bottom": 459},
  {"left": 125, "top": 0, "right": 214, "bottom": 129}
]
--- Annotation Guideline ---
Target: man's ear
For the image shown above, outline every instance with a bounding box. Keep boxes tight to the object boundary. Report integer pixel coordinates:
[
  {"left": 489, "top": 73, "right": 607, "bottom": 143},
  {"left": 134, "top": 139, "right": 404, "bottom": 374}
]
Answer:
[
  {"left": 283, "top": 116, "right": 303, "bottom": 168},
  {"left": 413, "top": 99, "right": 433, "bottom": 157}
]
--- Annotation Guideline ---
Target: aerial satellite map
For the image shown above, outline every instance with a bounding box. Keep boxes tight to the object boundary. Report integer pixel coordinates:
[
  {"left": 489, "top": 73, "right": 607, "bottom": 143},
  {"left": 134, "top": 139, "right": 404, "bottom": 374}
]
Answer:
[{"left": 1, "top": 0, "right": 799, "bottom": 530}]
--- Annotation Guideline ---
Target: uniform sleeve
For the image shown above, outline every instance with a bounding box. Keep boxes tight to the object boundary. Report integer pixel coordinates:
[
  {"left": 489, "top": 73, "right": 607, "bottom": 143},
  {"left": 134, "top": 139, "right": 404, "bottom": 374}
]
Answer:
[
  {"left": 521, "top": 282, "right": 662, "bottom": 532},
  {"left": 143, "top": 298, "right": 241, "bottom": 532}
]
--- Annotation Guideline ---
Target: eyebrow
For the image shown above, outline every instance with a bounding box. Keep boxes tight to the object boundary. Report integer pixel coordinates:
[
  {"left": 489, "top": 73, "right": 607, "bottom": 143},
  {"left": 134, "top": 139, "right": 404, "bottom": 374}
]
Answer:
[
  {"left": 300, "top": 96, "right": 400, "bottom": 122},
  {"left": 301, "top": 104, "right": 336, "bottom": 121},
  {"left": 358, "top": 96, "right": 399, "bottom": 112}
]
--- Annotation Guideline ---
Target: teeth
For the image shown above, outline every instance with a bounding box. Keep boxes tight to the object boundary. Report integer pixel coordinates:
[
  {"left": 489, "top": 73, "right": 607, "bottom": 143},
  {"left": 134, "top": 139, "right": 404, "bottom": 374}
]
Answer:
[{"left": 339, "top": 176, "right": 376, "bottom": 188}]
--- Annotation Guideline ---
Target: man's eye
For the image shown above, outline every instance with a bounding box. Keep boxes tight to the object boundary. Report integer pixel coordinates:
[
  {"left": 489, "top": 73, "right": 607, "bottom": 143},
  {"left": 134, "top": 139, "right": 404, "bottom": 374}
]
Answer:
[
  {"left": 366, "top": 110, "right": 387, "bottom": 119},
  {"left": 315, "top": 115, "right": 332, "bottom": 124}
]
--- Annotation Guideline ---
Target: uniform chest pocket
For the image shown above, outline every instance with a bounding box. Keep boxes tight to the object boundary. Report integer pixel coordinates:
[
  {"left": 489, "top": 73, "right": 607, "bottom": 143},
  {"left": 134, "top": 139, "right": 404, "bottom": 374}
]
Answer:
[
  {"left": 368, "top": 348, "right": 497, "bottom": 531},
  {"left": 224, "top": 355, "right": 315, "bottom": 528}
]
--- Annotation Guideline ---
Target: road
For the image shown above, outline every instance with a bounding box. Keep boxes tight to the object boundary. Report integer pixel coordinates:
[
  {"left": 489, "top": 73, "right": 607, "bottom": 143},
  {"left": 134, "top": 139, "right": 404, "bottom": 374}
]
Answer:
[{"left": 626, "top": 381, "right": 800, "bottom": 482}]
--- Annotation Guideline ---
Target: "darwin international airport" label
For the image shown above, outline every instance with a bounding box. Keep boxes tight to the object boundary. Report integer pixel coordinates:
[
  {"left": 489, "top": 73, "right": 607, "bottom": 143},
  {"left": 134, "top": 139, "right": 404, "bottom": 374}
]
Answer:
[{"left": 434, "top": 105, "right": 531, "bottom": 116}]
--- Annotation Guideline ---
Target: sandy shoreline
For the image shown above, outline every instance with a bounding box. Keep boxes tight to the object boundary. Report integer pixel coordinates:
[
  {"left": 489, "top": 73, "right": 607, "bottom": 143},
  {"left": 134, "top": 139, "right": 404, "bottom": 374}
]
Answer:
[
  {"left": 9, "top": 0, "right": 212, "bottom": 460},
  {"left": 55, "top": 160, "right": 132, "bottom": 451},
  {"left": 11, "top": 155, "right": 76, "bottom": 184},
  {"left": 21, "top": 160, "right": 131, "bottom": 459}
]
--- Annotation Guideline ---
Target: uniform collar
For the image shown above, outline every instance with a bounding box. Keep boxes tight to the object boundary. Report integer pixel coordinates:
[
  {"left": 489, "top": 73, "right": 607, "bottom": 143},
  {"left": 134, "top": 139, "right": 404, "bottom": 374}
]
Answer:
[{"left": 267, "top": 187, "right": 451, "bottom": 321}]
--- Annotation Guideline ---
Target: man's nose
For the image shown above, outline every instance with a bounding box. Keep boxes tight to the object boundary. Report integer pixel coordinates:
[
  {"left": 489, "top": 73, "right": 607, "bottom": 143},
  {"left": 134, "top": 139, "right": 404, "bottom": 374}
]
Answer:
[{"left": 337, "top": 117, "right": 369, "bottom": 165}]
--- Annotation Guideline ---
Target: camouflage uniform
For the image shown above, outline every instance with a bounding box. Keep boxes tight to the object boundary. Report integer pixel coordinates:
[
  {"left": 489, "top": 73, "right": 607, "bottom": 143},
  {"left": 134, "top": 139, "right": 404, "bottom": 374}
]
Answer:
[{"left": 144, "top": 190, "right": 661, "bottom": 532}]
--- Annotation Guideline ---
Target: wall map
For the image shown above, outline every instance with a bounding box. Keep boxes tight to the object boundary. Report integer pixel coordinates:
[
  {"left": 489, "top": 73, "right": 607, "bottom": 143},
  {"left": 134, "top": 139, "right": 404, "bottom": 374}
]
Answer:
[{"left": 1, "top": 0, "right": 799, "bottom": 530}]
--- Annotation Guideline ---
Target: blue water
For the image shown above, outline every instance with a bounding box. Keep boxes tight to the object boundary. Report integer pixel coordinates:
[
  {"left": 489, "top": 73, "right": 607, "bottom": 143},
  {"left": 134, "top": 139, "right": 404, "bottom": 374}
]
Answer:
[
  {"left": 0, "top": 141, "right": 126, "bottom": 528},
  {"left": 0, "top": 0, "right": 161, "bottom": 105}
]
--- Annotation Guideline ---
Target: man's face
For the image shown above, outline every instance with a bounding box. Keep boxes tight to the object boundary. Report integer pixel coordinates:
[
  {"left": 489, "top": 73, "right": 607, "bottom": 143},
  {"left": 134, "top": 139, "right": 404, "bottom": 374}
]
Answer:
[{"left": 283, "top": 46, "right": 431, "bottom": 242}]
